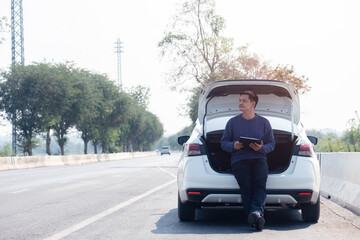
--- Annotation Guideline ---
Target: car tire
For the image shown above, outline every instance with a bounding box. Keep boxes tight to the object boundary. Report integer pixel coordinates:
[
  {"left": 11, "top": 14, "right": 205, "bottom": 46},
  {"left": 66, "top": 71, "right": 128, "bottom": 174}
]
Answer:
[
  {"left": 301, "top": 195, "right": 320, "bottom": 222},
  {"left": 178, "top": 194, "right": 195, "bottom": 221}
]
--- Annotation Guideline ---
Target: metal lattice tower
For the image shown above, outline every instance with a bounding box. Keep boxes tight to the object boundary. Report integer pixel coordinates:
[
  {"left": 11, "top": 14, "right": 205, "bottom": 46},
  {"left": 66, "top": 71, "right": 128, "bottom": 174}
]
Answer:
[
  {"left": 11, "top": 0, "right": 24, "bottom": 65},
  {"left": 114, "top": 38, "right": 123, "bottom": 90},
  {"left": 11, "top": 0, "right": 24, "bottom": 154}
]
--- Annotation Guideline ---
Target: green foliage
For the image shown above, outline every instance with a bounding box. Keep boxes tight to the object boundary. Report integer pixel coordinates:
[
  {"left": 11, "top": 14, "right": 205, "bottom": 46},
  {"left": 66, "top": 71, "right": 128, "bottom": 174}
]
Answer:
[
  {"left": 313, "top": 133, "right": 348, "bottom": 152},
  {"left": 0, "top": 61, "right": 164, "bottom": 155},
  {"left": 126, "top": 85, "right": 151, "bottom": 110},
  {"left": 85, "top": 78, "right": 133, "bottom": 154},
  {"left": 307, "top": 111, "right": 360, "bottom": 152},
  {"left": 50, "top": 63, "right": 84, "bottom": 155},
  {"left": 343, "top": 111, "right": 360, "bottom": 151},
  {"left": 17, "top": 137, "right": 41, "bottom": 156},
  {"left": 0, "top": 16, "right": 9, "bottom": 44},
  {"left": 0, "top": 142, "right": 13, "bottom": 157},
  {"left": 0, "top": 64, "right": 54, "bottom": 155},
  {"left": 129, "top": 111, "right": 164, "bottom": 151},
  {"left": 155, "top": 125, "right": 193, "bottom": 151},
  {"left": 114, "top": 98, "right": 163, "bottom": 152},
  {"left": 74, "top": 70, "right": 103, "bottom": 154},
  {"left": 187, "top": 86, "right": 202, "bottom": 125}
]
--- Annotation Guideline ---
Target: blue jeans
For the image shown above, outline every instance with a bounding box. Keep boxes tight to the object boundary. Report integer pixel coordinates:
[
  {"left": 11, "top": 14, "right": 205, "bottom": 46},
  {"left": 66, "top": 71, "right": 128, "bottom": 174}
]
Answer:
[{"left": 232, "top": 158, "right": 268, "bottom": 218}]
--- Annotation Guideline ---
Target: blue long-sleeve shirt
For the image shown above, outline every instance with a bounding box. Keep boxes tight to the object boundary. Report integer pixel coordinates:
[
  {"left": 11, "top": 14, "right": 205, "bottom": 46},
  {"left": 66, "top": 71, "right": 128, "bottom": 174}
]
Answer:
[{"left": 221, "top": 114, "right": 275, "bottom": 166}]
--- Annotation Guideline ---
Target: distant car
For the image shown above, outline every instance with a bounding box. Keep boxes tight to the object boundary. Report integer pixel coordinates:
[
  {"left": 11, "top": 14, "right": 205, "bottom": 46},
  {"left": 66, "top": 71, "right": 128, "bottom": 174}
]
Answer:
[
  {"left": 177, "top": 79, "right": 320, "bottom": 222},
  {"left": 160, "top": 146, "right": 171, "bottom": 155}
]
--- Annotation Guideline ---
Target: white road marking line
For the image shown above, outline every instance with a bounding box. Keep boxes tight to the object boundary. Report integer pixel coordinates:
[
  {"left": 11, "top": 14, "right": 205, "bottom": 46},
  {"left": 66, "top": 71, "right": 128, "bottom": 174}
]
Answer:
[
  {"left": 10, "top": 189, "right": 31, "bottom": 194},
  {"left": 43, "top": 178, "right": 176, "bottom": 240},
  {"left": 157, "top": 166, "right": 177, "bottom": 179}
]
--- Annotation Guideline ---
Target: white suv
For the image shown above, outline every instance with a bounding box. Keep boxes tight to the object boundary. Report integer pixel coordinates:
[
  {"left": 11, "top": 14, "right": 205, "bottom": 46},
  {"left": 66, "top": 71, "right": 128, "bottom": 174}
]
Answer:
[{"left": 177, "top": 80, "right": 320, "bottom": 222}]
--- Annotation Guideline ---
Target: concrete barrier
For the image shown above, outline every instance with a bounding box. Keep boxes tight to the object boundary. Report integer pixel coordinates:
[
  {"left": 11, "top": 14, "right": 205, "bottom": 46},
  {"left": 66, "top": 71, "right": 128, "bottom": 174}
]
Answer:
[
  {"left": 0, "top": 151, "right": 158, "bottom": 171},
  {"left": 0, "top": 157, "right": 14, "bottom": 171},
  {"left": 318, "top": 152, "right": 360, "bottom": 215}
]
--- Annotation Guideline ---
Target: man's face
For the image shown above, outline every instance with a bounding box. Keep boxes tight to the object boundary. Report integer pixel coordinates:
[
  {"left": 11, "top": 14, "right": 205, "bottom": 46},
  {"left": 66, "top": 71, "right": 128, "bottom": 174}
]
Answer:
[{"left": 239, "top": 94, "right": 255, "bottom": 112}]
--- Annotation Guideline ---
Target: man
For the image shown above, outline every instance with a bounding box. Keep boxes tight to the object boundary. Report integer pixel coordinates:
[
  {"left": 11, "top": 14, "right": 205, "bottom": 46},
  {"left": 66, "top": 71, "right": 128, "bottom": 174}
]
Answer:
[{"left": 221, "top": 91, "right": 275, "bottom": 230}]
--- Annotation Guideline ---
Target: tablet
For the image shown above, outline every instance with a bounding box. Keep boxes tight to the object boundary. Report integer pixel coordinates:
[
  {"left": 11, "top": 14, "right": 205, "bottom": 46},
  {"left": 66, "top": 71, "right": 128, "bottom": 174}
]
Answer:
[{"left": 239, "top": 136, "right": 261, "bottom": 151}]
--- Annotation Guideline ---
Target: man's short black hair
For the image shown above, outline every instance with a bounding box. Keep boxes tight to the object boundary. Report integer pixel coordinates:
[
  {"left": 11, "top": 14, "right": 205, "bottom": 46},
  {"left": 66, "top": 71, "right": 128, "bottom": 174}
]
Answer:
[{"left": 240, "top": 91, "right": 259, "bottom": 107}]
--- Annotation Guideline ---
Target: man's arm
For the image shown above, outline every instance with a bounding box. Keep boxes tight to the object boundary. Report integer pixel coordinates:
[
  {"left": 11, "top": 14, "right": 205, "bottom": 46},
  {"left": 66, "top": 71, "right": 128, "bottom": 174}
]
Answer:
[
  {"left": 221, "top": 120, "right": 236, "bottom": 153},
  {"left": 257, "top": 123, "right": 275, "bottom": 154}
]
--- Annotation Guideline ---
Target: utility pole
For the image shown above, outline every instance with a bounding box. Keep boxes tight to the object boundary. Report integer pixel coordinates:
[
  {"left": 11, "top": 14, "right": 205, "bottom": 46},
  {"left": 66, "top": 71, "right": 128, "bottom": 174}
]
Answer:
[
  {"left": 114, "top": 38, "right": 123, "bottom": 90},
  {"left": 11, "top": 0, "right": 25, "bottom": 154}
]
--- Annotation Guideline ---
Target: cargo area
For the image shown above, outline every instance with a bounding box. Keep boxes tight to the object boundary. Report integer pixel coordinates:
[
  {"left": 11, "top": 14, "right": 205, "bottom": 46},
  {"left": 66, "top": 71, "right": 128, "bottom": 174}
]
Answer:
[{"left": 202, "top": 130, "right": 298, "bottom": 174}]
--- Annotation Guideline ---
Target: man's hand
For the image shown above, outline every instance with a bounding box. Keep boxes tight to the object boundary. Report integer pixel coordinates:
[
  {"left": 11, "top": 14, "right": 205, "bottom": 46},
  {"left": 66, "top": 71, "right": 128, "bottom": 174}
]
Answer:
[
  {"left": 249, "top": 140, "right": 263, "bottom": 151},
  {"left": 234, "top": 141, "right": 243, "bottom": 150}
]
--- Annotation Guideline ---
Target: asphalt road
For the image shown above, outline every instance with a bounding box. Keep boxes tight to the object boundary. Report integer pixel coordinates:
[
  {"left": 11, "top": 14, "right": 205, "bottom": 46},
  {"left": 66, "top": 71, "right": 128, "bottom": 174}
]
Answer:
[{"left": 0, "top": 153, "right": 359, "bottom": 240}]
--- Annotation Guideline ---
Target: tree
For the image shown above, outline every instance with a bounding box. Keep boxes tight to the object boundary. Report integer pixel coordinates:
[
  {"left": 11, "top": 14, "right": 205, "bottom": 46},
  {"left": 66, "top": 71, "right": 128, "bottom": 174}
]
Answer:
[
  {"left": 49, "top": 63, "right": 84, "bottom": 155},
  {"left": 116, "top": 122, "right": 131, "bottom": 152},
  {"left": 0, "top": 64, "right": 51, "bottom": 155},
  {"left": 306, "top": 112, "right": 360, "bottom": 153},
  {"left": 155, "top": 125, "right": 193, "bottom": 151},
  {"left": 116, "top": 87, "right": 163, "bottom": 152},
  {"left": 343, "top": 111, "right": 360, "bottom": 152},
  {"left": 74, "top": 70, "right": 104, "bottom": 154},
  {"left": 76, "top": 74, "right": 133, "bottom": 154},
  {"left": 126, "top": 85, "right": 151, "bottom": 110},
  {"left": 159, "top": 0, "right": 310, "bottom": 125},
  {"left": 0, "top": 62, "right": 85, "bottom": 156},
  {"left": 127, "top": 104, "right": 147, "bottom": 151},
  {"left": 0, "top": 16, "right": 9, "bottom": 44},
  {"left": 29, "top": 62, "right": 65, "bottom": 155},
  {"left": 264, "top": 65, "right": 310, "bottom": 94},
  {"left": 133, "top": 112, "right": 163, "bottom": 151},
  {"left": 17, "top": 136, "right": 40, "bottom": 156},
  {"left": 159, "top": 0, "right": 230, "bottom": 89},
  {"left": 98, "top": 91, "right": 132, "bottom": 153},
  {"left": 315, "top": 133, "right": 347, "bottom": 152},
  {"left": 0, "top": 60, "right": 163, "bottom": 155},
  {"left": 0, "top": 142, "right": 13, "bottom": 157}
]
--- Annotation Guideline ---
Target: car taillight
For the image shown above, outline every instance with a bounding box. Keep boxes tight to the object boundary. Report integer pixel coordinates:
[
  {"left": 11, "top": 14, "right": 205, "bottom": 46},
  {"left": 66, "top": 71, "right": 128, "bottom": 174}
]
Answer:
[
  {"left": 188, "top": 191, "right": 201, "bottom": 195},
  {"left": 186, "top": 144, "right": 203, "bottom": 156},
  {"left": 298, "top": 192, "right": 312, "bottom": 196},
  {"left": 297, "top": 144, "right": 314, "bottom": 157}
]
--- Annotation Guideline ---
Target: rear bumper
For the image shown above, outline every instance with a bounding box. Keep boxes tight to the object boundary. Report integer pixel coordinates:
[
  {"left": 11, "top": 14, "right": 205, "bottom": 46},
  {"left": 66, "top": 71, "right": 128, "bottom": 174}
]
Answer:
[
  {"left": 185, "top": 188, "right": 314, "bottom": 206},
  {"left": 178, "top": 155, "right": 320, "bottom": 205}
]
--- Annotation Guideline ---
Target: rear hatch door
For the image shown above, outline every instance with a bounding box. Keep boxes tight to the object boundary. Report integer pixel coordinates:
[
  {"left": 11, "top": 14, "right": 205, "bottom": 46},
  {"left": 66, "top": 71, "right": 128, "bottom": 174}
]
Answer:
[{"left": 198, "top": 80, "right": 300, "bottom": 137}]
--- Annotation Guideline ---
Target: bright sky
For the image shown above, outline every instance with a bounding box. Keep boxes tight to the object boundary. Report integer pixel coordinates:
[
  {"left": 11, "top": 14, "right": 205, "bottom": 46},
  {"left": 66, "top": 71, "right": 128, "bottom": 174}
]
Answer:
[{"left": 0, "top": 0, "right": 359, "bottom": 137}]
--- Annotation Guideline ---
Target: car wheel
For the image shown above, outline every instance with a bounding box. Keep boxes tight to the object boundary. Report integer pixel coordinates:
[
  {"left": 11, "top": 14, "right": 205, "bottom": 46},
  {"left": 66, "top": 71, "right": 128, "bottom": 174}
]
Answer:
[
  {"left": 178, "top": 194, "right": 195, "bottom": 221},
  {"left": 301, "top": 195, "right": 320, "bottom": 222}
]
